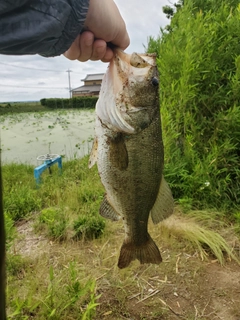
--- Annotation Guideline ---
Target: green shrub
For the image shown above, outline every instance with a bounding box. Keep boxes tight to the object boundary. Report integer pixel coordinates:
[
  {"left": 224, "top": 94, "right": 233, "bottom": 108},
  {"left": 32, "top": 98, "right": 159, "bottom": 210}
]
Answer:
[
  {"left": 147, "top": 0, "right": 240, "bottom": 212},
  {"left": 73, "top": 215, "right": 105, "bottom": 240},
  {"left": 3, "top": 163, "right": 42, "bottom": 221},
  {"left": 37, "top": 207, "right": 68, "bottom": 241},
  {"left": 4, "top": 186, "right": 42, "bottom": 221},
  {"left": 40, "top": 98, "right": 46, "bottom": 106},
  {"left": 42, "top": 97, "right": 98, "bottom": 109}
]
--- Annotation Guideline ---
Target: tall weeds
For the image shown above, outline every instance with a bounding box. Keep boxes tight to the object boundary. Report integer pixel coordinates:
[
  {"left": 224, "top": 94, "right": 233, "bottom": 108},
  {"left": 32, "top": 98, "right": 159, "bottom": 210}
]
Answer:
[{"left": 147, "top": 0, "right": 240, "bottom": 212}]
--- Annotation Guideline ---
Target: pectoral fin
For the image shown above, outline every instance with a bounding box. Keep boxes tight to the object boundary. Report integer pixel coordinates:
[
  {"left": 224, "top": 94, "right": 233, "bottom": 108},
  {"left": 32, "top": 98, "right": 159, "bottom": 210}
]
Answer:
[
  {"left": 100, "top": 195, "right": 121, "bottom": 221},
  {"left": 109, "top": 134, "right": 128, "bottom": 170},
  {"left": 150, "top": 176, "right": 174, "bottom": 224},
  {"left": 88, "top": 136, "right": 98, "bottom": 169}
]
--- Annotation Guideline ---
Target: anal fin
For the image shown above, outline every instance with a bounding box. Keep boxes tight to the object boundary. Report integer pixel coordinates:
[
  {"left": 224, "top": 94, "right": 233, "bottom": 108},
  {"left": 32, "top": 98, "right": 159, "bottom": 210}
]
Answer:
[
  {"left": 150, "top": 176, "right": 174, "bottom": 224},
  {"left": 100, "top": 195, "right": 121, "bottom": 221},
  {"left": 118, "top": 235, "right": 162, "bottom": 269}
]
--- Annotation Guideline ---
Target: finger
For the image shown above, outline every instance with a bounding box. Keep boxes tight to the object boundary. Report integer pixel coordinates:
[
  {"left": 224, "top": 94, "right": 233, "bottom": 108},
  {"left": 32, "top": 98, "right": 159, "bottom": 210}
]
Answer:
[
  {"left": 78, "top": 31, "right": 94, "bottom": 62},
  {"left": 90, "top": 39, "right": 107, "bottom": 61},
  {"left": 63, "top": 35, "right": 81, "bottom": 60},
  {"left": 101, "top": 47, "right": 114, "bottom": 63}
]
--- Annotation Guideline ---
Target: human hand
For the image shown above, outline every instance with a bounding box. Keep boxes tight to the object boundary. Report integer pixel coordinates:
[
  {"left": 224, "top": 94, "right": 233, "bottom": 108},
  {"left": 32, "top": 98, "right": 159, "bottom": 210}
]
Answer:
[{"left": 64, "top": 0, "right": 129, "bottom": 62}]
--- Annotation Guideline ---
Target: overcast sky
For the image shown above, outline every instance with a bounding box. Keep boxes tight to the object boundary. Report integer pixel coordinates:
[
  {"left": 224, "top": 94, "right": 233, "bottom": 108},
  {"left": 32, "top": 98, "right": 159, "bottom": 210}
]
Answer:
[{"left": 0, "top": 0, "right": 170, "bottom": 102}]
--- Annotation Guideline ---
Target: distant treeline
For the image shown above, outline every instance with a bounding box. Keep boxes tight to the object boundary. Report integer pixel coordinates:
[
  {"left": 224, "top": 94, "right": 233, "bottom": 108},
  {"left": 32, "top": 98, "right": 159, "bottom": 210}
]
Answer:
[
  {"left": 0, "top": 101, "right": 47, "bottom": 114},
  {"left": 40, "top": 97, "right": 98, "bottom": 109},
  {"left": 0, "top": 97, "right": 98, "bottom": 114}
]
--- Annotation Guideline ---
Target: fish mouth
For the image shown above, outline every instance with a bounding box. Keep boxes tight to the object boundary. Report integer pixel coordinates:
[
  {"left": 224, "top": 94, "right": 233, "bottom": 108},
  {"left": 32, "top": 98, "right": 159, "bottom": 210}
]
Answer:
[
  {"left": 112, "top": 48, "right": 157, "bottom": 68},
  {"left": 96, "top": 49, "right": 158, "bottom": 134}
]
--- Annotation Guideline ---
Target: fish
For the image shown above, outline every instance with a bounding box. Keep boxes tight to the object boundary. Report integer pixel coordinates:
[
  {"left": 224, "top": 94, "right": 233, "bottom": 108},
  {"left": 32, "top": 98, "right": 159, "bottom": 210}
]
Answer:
[{"left": 89, "top": 49, "right": 174, "bottom": 269}]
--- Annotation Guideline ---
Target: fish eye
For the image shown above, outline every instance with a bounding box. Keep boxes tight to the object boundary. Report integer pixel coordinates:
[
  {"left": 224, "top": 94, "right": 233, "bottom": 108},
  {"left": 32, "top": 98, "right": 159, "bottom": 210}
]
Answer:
[{"left": 151, "top": 77, "right": 159, "bottom": 86}]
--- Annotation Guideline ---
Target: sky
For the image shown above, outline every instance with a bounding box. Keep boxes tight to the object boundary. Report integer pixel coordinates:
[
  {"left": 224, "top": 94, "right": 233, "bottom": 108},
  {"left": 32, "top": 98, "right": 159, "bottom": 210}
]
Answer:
[{"left": 0, "top": 0, "right": 170, "bottom": 102}]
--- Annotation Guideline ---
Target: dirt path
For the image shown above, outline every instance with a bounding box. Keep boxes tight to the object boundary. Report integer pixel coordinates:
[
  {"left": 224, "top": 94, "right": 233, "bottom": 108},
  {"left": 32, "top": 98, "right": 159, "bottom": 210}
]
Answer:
[
  {"left": 13, "top": 219, "right": 240, "bottom": 320},
  {"left": 97, "top": 259, "right": 240, "bottom": 320},
  {"left": 202, "top": 262, "right": 240, "bottom": 320}
]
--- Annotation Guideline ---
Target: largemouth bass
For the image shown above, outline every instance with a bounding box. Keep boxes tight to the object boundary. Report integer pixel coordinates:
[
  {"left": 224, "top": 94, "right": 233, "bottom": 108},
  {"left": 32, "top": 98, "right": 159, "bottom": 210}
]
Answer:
[{"left": 89, "top": 49, "right": 174, "bottom": 269}]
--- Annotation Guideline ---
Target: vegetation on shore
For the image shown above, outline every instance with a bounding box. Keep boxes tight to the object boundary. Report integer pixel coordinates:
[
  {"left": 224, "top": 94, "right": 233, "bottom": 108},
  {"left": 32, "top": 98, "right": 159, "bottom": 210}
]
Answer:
[
  {"left": 4, "top": 157, "right": 105, "bottom": 319},
  {"left": 40, "top": 97, "right": 98, "bottom": 109},
  {"left": 147, "top": 0, "right": 240, "bottom": 213},
  {"left": 0, "top": 96, "right": 97, "bottom": 115},
  {"left": 0, "top": 101, "right": 48, "bottom": 114},
  {"left": 3, "top": 156, "right": 240, "bottom": 319}
]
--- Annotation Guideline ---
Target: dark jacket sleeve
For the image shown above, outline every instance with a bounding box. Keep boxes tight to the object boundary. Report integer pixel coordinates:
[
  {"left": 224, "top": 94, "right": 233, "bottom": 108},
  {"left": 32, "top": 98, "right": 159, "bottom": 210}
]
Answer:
[{"left": 0, "top": 0, "right": 89, "bottom": 57}]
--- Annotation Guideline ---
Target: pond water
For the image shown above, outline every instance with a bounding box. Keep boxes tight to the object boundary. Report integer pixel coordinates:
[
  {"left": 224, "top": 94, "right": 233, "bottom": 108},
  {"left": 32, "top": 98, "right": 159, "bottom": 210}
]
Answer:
[{"left": 0, "top": 109, "right": 95, "bottom": 166}]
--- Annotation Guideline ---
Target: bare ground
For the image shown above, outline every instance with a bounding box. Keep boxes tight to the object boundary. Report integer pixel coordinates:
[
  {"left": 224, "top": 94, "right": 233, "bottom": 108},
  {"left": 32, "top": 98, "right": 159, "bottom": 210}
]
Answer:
[{"left": 13, "top": 215, "right": 240, "bottom": 320}]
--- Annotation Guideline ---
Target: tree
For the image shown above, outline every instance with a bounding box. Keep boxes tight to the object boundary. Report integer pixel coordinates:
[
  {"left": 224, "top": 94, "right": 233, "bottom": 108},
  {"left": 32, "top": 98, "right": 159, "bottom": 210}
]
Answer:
[
  {"left": 162, "top": 0, "right": 184, "bottom": 19},
  {"left": 162, "top": 5, "right": 175, "bottom": 19}
]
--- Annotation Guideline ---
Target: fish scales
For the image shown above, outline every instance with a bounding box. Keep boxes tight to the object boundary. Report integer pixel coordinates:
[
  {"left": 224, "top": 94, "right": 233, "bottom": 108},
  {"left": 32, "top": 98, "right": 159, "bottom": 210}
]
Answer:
[{"left": 89, "top": 49, "right": 174, "bottom": 268}]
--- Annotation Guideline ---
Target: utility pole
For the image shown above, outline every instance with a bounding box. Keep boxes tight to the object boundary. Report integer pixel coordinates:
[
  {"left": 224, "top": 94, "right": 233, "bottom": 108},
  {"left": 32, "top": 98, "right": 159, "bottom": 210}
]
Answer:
[{"left": 66, "top": 69, "right": 72, "bottom": 99}]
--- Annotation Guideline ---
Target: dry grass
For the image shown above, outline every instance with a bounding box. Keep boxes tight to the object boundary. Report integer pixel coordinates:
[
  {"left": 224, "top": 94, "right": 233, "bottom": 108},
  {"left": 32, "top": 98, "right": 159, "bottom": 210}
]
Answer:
[
  {"left": 7, "top": 208, "right": 240, "bottom": 319},
  {"left": 159, "top": 210, "right": 239, "bottom": 265}
]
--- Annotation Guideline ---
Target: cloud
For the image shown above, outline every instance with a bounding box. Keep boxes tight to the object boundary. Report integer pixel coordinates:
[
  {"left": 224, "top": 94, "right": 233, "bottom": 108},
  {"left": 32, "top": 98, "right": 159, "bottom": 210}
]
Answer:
[
  {"left": 116, "top": 0, "right": 169, "bottom": 52},
  {"left": 0, "top": 0, "right": 169, "bottom": 102}
]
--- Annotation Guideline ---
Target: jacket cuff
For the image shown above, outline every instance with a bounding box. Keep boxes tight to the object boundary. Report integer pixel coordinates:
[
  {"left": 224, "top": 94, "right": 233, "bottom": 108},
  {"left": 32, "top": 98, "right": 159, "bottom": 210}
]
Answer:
[{"left": 41, "top": 0, "right": 89, "bottom": 57}]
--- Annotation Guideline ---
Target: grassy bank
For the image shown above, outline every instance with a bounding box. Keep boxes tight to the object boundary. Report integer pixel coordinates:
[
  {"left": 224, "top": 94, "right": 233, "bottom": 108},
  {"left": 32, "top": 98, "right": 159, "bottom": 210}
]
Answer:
[
  {"left": 4, "top": 157, "right": 105, "bottom": 319},
  {"left": 0, "top": 101, "right": 50, "bottom": 114},
  {"left": 3, "top": 156, "right": 240, "bottom": 319}
]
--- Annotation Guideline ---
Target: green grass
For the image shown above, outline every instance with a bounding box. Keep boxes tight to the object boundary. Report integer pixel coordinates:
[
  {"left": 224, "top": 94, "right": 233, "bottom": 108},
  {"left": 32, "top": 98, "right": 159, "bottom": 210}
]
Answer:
[
  {"left": 3, "top": 156, "right": 240, "bottom": 319},
  {"left": 3, "top": 156, "right": 105, "bottom": 236},
  {"left": 0, "top": 101, "right": 49, "bottom": 114},
  {"left": 4, "top": 156, "right": 104, "bottom": 319},
  {"left": 7, "top": 259, "right": 99, "bottom": 320},
  {"left": 36, "top": 207, "right": 69, "bottom": 241}
]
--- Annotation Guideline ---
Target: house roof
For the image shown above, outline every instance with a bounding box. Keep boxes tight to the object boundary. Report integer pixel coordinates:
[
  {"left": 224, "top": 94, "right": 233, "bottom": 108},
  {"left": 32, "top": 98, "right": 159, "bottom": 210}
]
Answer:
[
  {"left": 81, "top": 73, "right": 104, "bottom": 81},
  {"left": 71, "top": 84, "right": 101, "bottom": 93}
]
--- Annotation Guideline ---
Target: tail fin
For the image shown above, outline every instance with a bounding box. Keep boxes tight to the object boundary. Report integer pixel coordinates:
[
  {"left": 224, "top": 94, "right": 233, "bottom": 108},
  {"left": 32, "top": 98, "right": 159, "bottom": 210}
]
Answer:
[{"left": 118, "top": 236, "right": 162, "bottom": 269}]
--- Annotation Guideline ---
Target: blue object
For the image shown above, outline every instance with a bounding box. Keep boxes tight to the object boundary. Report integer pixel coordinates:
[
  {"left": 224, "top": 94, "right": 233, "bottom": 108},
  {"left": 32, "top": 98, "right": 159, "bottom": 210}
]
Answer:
[{"left": 34, "top": 155, "right": 62, "bottom": 186}]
